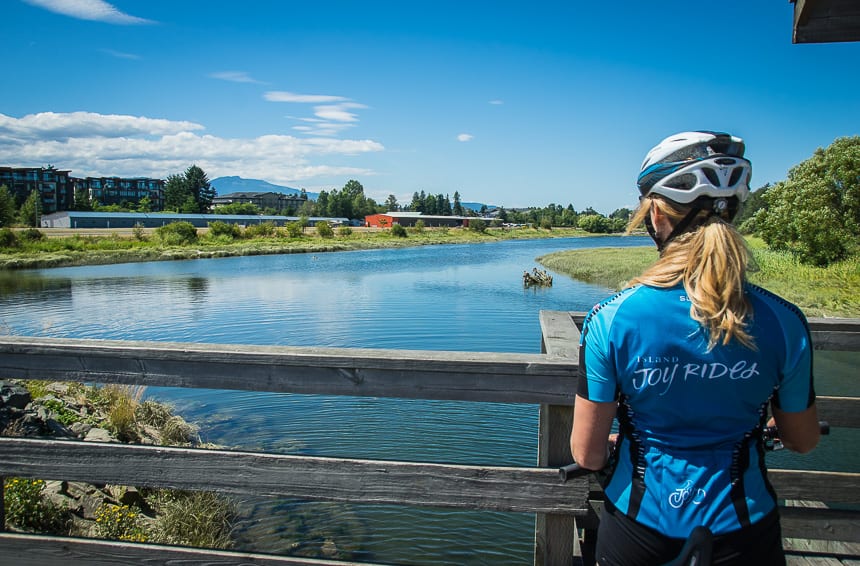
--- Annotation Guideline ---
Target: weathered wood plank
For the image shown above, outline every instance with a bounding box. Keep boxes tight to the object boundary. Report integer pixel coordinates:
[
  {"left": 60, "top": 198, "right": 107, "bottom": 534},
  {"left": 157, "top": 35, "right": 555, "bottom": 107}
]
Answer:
[
  {"left": 537, "top": 310, "right": 581, "bottom": 566},
  {"left": 816, "top": 396, "right": 860, "bottom": 429},
  {"left": 0, "top": 336, "right": 578, "bottom": 405},
  {"left": 780, "top": 506, "right": 860, "bottom": 542},
  {"left": 769, "top": 470, "right": 860, "bottom": 504},
  {"left": 0, "top": 533, "right": 371, "bottom": 566},
  {"left": 0, "top": 438, "right": 590, "bottom": 515},
  {"left": 540, "top": 310, "right": 581, "bottom": 360}
]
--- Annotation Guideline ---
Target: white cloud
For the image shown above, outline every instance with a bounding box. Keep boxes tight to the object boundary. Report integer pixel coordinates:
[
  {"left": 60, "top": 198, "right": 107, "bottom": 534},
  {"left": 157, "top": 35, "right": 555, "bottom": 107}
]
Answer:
[
  {"left": 457, "top": 133, "right": 474, "bottom": 142},
  {"left": 265, "top": 92, "right": 369, "bottom": 137},
  {"left": 264, "top": 91, "right": 349, "bottom": 104},
  {"left": 210, "top": 71, "right": 264, "bottom": 84},
  {"left": 489, "top": 100, "right": 504, "bottom": 105},
  {"left": 23, "top": 0, "right": 153, "bottom": 24},
  {"left": 0, "top": 112, "right": 383, "bottom": 185},
  {"left": 313, "top": 103, "right": 367, "bottom": 123}
]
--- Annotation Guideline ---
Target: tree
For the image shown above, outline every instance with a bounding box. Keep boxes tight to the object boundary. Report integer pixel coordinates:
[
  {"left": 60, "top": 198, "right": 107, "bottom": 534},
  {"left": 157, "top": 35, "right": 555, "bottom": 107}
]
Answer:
[
  {"left": 0, "top": 185, "right": 16, "bottom": 227},
  {"left": 734, "top": 184, "right": 770, "bottom": 232},
  {"left": 385, "top": 194, "right": 399, "bottom": 212},
  {"left": 756, "top": 136, "right": 860, "bottom": 266},
  {"left": 163, "top": 165, "right": 214, "bottom": 213},
  {"left": 18, "top": 190, "right": 41, "bottom": 227},
  {"left": 74, "top": 187, "right": 93, "bottom": 211},
  {"left": 452, "top": 191, "right": 464, "bottom": 216},
  {"left": 163, "top": 173, "right": 192, "bottom": 212}
]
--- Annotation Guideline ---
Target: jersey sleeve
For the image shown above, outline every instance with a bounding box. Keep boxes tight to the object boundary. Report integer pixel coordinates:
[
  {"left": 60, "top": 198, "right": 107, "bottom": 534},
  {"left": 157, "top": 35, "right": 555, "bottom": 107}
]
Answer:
[
  {"left": 577, "top": 302, "right": 620, "bottom": 403},
  {"left": 771, "top": 308, "right": 816, "bottom": 413}
]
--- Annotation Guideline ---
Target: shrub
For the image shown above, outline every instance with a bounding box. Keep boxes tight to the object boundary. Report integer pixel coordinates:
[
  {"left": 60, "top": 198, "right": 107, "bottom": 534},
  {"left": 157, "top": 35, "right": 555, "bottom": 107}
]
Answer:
[
  {"left": 244, "top": 222, "right": 277, "bottom": 239},
  {"left": 413, "top": 219, "right": 426, "bottom": 233},
  {"left": 207, "top": 220, "right": 241, "bottom": 240},
  {"left": 132, "top": 223, "right": 147, "bottom": 241},
  {"left": 391, "top": 224, "right": 408, "bottom": 238},
  {"left": 539, "top": 218, "right": 553, "bottom": 230},
  {"left": 338, "top": 226, "right": 353, "bottom": 237},
  {"left": 0, "top": 227, "right": 18, "bottom": 248},
  {"left": 285, "top": 221, "right": 303, "bottom": 238},
  {"left": 95, "top": 503, "right": 147, "bottom": 542},
  {"left": 3, "top": 477, "right": 71, "bottom": 534},
  {"left": 468, "top": 219, "right": 487, "bottom": 233},
  {"left": 155, "top": 222, "right": 198, "bottom": 245},
  {"left": 316, "top": 221, "right": 334, "bottom": 238},
  {"left": 19, "top": 228, "right": 45, "bottom": 241}
]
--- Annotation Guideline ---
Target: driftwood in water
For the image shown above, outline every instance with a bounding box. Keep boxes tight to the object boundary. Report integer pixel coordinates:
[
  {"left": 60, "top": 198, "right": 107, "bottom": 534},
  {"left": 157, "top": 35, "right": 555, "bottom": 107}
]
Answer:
[{"left": 524, "top": 267, "right": 553, "bottom": 287}]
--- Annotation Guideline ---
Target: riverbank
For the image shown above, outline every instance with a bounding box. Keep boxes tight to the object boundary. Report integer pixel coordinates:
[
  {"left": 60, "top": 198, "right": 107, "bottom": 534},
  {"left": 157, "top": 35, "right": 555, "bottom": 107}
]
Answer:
[
  {"left": 0, "top": 380, "right": 233, "bottom": 548},
  {"left": 0, "top": 225, "right": 591, "bottom": 270},
  {"left": 537, "top": 237, "right": 860, "bottom": 318}
]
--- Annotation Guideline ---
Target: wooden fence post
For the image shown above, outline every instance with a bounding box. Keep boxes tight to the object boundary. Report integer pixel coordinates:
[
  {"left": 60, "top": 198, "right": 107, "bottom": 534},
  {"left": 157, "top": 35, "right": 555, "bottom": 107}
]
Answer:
[{"left": 535, "top": 311, "right": 582, "bottom": 566}]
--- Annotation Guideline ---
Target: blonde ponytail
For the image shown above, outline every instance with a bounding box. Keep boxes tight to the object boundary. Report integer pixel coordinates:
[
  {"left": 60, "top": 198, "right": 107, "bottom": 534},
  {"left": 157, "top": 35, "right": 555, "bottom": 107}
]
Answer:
[{"left": 627, "top": 197, "right": 755, "bottom": 350}]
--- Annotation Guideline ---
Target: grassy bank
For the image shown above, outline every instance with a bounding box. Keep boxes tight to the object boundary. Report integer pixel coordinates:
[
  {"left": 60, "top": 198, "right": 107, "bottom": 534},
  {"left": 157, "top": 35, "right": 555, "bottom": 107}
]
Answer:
[
  {"left": 0, "top": 225, "right": 590, "bottom": 270},
  {"left": 537, "top": 237, "right": 860, "bottom": 318}
]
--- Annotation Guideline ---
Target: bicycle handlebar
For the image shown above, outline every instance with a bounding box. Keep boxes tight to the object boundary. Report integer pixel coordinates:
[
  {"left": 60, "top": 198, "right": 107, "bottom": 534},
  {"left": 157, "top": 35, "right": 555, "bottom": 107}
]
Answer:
[{"left": 559, "top": 421, "right": 830, "bottom": 483}]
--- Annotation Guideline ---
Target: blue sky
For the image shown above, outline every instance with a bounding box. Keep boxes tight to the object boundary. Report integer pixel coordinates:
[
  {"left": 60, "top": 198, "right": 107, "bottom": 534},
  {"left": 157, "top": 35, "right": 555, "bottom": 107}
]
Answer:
[{"left": 2, "top": 1, "right": 859, "bottom": 213}]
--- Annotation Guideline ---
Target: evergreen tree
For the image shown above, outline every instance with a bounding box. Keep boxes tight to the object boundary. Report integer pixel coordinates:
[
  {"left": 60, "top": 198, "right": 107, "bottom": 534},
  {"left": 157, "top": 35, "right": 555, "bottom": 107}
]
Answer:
[
  {"left": 18, "top": 190, "right": 41, "bottom": 227},
  {"left": 0, "top": 185, "right": 17, "bottom": 227},
  {"left": 453, "top": 191, "right": 464, "bottom": 216}
]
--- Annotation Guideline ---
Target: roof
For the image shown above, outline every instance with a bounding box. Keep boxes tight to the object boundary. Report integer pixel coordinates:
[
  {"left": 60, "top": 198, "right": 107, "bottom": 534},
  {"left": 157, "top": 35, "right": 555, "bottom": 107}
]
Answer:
[
  {"left": 792, "top": 0, "right": 860, "bottom": 43},
  {"left": 376, "top": 212, "right": 473, "bottom": 220},
  {"left": 42, "top": 211, "right": 347, "bottom": 222}
]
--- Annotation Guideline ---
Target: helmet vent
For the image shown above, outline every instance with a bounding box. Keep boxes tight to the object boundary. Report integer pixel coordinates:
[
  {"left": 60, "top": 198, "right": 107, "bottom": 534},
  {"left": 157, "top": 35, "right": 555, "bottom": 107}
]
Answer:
[
  {"left": 665, "top": 173, "right": 697, "bottom": 190},
  {"left": 702, "top": 168, "right": 721, "bottom": 187},
  {"left": 728, "top": 167, "right": 743, "bottom": 187}
]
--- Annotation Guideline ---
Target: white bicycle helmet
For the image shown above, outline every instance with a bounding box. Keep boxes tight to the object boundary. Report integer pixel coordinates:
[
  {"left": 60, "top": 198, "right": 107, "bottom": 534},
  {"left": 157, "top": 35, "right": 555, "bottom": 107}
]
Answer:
[{"left": 637, "top": 131, "right": 751, "bottom": 205}]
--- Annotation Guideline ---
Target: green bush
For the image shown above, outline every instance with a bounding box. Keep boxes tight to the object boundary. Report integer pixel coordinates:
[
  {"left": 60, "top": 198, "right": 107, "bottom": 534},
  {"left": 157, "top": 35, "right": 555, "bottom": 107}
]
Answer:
[
  {"left": 285, "top": 221, "right": 303, "bottom": 238},
  {"left": 155, "top": 222, "right": 198, "bottom": 245},
  {"left": 243, "top": 222, "right": 276, "bottom": 239},
  {"left": 0, "top": 227, "right": 19, "bottom": 248},
  {"left": 207, "top": 220, "right": 241, "bottom": 240},
  {"left": 316, "top": 221, "right": 334, "bottom": 238},
  {"left": 132, "top": 223, "right": 147, "bottom": 241},
  {"left": 338, "top": 226, "right": 353, "bottom": 237},
  {"left": 3, "top": 477, "right": 71, "bottom": 534},
  {"left": 391, "top": 224, "right": 408, "bottom": 238},
  {"left": 468, "top": 219, "right": 487, "bottom": 233},
  {"left": 413, "top": 219, "right": 426, "bottom": 233},
  {"left": 95, "top": 503, "right": 147, "bottom": 542},
  {"left": 19, "top": 228, "right": 45, "bottom": 241},
  {"left": 147, "top": 490, "right": 234, "bottom": 549}
]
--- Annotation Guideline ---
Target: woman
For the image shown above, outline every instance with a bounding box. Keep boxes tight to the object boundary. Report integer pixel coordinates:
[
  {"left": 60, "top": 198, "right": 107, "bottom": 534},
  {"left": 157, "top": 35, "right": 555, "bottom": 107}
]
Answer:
[{"left": 571, "top": 131, "right": 820, "bottom": 565}]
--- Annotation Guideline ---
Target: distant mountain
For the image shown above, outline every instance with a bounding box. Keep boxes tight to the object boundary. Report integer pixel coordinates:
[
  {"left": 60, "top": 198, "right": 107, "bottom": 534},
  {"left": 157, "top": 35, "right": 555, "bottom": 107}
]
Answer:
[
  {"left": 210, "top": 176, "right": 318, "bottom": 199},
  {"left": 462, "top": 202, "right": 498, "bottom": 212}
]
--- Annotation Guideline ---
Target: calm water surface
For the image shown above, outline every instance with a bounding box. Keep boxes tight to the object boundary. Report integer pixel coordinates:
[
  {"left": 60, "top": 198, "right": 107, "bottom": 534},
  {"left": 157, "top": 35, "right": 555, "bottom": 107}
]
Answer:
[{"left": 1, "top": 235, "right": 855, "bottom": 565}]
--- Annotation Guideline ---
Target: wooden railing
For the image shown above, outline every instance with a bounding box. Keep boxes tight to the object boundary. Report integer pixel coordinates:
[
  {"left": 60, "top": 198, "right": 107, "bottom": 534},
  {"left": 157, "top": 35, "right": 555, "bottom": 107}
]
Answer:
[{"left": 0, "top": 312, "right": 857, "bottom": 565}]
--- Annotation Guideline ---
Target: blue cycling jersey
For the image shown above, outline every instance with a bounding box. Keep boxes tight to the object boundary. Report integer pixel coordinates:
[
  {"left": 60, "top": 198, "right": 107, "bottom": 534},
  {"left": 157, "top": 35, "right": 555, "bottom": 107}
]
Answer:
[{"left": 578, "top": 283, "right": 815, "bottom": 537}]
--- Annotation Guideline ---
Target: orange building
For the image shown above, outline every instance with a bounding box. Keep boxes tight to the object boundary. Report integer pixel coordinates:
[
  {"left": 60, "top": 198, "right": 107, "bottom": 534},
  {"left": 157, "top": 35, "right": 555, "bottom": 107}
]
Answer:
[{"left": 365, "top": 212, "right": 472, "bottom": 228}]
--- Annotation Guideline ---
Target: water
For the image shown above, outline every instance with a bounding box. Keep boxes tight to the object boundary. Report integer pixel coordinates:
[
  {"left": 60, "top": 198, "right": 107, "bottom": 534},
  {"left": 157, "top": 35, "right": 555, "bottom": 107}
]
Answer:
[{"left": 0, "top": 235, "right": 855, "bottom": 564}]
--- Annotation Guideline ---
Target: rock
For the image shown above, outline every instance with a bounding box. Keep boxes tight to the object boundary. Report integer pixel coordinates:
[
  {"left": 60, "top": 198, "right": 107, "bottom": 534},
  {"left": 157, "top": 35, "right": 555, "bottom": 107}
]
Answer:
[
  {"left": 84, "top": 427, "right": 117, "bottom": 443},
  {"left": 70, "top": 421, "right": 92, "bottom": 437},
  {"left": 46, "top": 418, "right": 76, "bottom": 438},
  {"left": 0, "top": 381, "right": 31, "bottom": 409},
  {"left": 45, "top": 382, "right": 70, "bottom": 395}
]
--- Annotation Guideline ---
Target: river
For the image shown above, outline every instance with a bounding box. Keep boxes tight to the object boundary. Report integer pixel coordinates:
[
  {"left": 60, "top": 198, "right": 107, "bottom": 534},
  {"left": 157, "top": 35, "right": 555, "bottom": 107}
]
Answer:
[{"left": 1, "top": 235, "right": 855, "bottom": 565}]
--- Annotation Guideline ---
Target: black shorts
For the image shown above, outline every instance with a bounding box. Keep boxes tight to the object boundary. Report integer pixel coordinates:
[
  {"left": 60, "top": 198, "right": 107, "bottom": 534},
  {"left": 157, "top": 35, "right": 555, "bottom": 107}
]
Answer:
[{"left": 595, "top": 500, "right": 786, "bottom": 566}]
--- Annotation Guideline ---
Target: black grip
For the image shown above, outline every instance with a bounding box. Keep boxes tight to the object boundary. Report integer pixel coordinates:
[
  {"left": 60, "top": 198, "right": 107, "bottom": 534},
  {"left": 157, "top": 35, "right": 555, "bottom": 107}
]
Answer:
[{"left": 559, "top": 462, "right": 588, "bottom": 482}]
